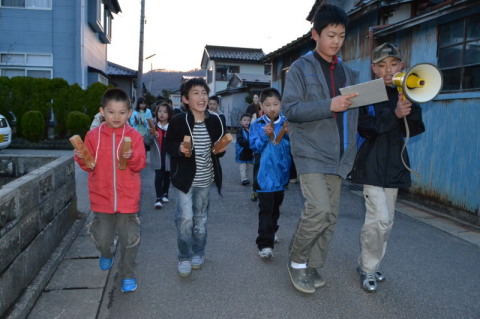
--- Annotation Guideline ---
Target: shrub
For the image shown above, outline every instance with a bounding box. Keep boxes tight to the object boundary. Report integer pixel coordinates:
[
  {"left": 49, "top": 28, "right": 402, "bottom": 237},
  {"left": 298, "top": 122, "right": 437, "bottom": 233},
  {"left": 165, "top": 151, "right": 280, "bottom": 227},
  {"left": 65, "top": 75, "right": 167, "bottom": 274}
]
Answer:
[
  {"left": 21, "top": 111, "right": 45, "bottom": 142},
  {"left": 66, "top": 111, "right": 90, "bottom": 139}
]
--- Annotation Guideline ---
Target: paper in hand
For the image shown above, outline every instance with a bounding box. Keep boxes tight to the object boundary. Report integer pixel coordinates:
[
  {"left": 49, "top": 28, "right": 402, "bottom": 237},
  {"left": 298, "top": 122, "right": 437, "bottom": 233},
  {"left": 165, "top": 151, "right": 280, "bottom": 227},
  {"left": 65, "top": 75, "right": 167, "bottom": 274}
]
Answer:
[{"left": 339, "top": 78, "right": 388, "bottom": 108}]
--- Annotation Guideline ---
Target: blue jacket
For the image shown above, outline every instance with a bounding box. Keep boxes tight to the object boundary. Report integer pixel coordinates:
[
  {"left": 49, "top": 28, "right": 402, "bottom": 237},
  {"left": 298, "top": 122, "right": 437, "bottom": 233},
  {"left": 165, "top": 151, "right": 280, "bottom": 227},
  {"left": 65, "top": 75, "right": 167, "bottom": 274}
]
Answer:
[{"left": 249, "top": 114, "right": 291, "bottom": 192}]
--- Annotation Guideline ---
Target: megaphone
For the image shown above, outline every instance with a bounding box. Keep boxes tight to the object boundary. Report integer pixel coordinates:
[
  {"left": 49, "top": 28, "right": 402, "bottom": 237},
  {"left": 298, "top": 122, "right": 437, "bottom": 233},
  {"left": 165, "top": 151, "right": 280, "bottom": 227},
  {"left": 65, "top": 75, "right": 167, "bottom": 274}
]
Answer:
[{"left": 392, "top": 63, "right": 443, "bottom": 103}]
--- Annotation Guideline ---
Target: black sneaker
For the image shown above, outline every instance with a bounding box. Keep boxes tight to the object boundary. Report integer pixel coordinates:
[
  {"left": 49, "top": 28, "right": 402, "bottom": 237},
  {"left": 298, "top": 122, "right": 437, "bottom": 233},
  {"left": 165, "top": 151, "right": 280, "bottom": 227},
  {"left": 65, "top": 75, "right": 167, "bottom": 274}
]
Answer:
[{"left": 241, "top": 179, "right": 250, "bottom": 186}]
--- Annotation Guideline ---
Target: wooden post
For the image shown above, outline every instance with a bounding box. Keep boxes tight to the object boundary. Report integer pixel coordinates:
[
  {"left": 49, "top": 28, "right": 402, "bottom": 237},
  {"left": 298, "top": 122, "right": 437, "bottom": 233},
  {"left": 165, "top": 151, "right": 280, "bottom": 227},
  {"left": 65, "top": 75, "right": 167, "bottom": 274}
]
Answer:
[
  {"left": 119, "top": 137, "right": 132, "bottom": 170},
  {"left": 69, "top": 135, "right": 95, "bottom": 169},
  {"left": 183, "top": 135, "right": 192, "bottom": 157},
  {"left": 212, "top": 133, "right": 233, "bottom": 154}
]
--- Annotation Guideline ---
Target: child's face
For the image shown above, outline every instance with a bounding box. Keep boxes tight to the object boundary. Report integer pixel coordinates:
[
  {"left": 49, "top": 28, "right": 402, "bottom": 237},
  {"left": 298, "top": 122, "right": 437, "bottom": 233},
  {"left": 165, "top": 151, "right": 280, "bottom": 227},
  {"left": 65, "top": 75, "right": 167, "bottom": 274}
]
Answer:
[
  {"left": 208, "top": 100, "right": 219, "bottom": 112},
  {"left": 100, "top": 101, "right": 132, "bottom": 129},
  {"left": 371, "top": 57, "right": 403, "bottom": 87},
  {"left": 313, "top": 24, "right": 346, "bottom": 61},
  {"left": 260, "top": 96, "right": 282, "bottom": 120},
  {"left": 139, "top": 102, "right": 147, "bottom": 110},
  {"left": 182, "top": 85, "right": 209, "bottom": 115},
  {"left": 157, "top": 106, "right": 169, "bottom": 123},
  {"left": 252, "top": 94, "right": 259, "bottom": 105},
  {"left": 240, "top": 116, "right": 251, "bottom": 128}
]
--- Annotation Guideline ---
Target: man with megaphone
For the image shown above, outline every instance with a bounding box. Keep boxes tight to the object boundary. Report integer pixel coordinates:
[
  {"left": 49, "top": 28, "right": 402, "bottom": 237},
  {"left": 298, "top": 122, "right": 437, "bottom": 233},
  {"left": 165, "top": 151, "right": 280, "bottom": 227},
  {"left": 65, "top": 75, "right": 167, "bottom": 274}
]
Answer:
[{"left": 350, "top": 43, "right": 426, "bottom": 293}]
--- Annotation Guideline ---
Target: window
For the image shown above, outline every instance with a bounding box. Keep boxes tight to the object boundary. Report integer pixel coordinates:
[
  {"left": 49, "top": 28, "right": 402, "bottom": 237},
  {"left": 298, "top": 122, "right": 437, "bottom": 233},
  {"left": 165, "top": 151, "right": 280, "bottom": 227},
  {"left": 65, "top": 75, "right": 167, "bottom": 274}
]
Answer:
[
  {"left": 438, "top": 15, "right": 480, "bottom": 92},
  {"left": 0, "top": 53, "right": 53, "bottom": 79},
  {"left": 1, "top": 0, "right": 51, "bottom": 9},
  {"left": 215, "top": 65, "right": 239, "bottom": 81},
  {"left": 264, "top": 64, "right": 272, "bottom": 76}
]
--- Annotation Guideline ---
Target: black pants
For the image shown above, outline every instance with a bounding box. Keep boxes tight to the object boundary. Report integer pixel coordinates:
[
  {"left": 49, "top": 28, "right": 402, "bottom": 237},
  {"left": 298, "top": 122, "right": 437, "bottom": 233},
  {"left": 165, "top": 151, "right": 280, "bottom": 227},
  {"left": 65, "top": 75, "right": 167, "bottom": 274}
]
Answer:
[
  {"left": 256, "top": 191, "right": 284, "bottom": 250},
  {"left": 155, "top": 168, "right": 170, "bottom": 199}
]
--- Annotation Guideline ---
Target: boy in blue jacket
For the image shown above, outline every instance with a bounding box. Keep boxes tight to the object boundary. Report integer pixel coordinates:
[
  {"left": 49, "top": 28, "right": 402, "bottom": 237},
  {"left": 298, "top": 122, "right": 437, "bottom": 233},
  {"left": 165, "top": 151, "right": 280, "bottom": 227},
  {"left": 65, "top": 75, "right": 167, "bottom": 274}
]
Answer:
[{"left": 249, "top": 88, "right": 291, "bottom": 259}]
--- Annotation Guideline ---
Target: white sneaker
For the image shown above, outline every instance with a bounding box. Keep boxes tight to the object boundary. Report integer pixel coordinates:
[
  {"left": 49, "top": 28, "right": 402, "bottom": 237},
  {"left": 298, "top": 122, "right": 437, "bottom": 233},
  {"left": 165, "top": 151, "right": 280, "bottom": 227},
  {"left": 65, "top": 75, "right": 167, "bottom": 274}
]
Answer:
[
  {"left": 259, "top": 247, "right": 273, "bottom": 259},
  {"left": 161, "top": 196, "right": 169, "bottom": 203},
  {"left": 154, "top": 200, "right": 163, "bottom": 209}
]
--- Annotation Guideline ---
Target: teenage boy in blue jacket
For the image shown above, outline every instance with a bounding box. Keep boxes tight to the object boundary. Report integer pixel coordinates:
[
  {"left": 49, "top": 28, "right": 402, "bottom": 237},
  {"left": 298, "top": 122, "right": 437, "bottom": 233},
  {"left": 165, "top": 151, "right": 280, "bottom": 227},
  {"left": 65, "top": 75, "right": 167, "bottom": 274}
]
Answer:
[{"left": 249, "top": 88, "right": 291, "bottom": 259}]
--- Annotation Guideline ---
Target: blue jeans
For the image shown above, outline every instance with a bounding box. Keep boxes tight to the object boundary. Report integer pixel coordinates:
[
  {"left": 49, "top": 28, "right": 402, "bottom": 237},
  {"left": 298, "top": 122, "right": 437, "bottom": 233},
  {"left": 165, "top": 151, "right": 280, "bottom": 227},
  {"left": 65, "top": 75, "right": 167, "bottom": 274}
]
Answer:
[{"left": 175, "top": 186, "right": 210, "bottom": 261}]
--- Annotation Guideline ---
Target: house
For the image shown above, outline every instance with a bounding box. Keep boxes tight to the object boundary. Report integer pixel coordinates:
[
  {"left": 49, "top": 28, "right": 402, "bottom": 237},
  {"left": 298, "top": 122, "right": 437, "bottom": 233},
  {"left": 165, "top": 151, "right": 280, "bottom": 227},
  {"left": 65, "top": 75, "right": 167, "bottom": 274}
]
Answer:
[
  {"left": 201, "top": 45, "right": 270, "bottom": 127},
  {"left": 263, "top": 0, "right": 480, "bottom": 224},
  {"left": 216, "top": 73, "right": 270, "bottom": 127},
  {"left": 107, "top": 61, "right": 137, "bottom": 100},
  {"left": 0, "top": 0, "right": 121, "bottom": 89}
]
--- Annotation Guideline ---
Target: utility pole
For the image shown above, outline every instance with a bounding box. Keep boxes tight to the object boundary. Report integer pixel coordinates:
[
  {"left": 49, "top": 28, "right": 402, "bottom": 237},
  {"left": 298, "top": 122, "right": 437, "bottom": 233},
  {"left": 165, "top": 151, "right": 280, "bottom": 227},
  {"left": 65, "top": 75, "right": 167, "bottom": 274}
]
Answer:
[{"left": 136, "top": 0, "right": 146, "bottom": 101}]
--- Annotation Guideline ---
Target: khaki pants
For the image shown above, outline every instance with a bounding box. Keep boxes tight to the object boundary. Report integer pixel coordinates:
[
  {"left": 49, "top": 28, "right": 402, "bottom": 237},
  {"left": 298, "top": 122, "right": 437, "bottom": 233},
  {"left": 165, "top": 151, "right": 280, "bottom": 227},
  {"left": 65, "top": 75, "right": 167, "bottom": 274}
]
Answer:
[
  {"left": 289, "top": 174, "right": 341, "bottom": 268},
  {"left": 239, "top": 162, "right": 253, "bottom": 182},
  {"left": 88, "top": 212, "right": 140, "bottom": 278},
  {"left": 359, "top": 185, "right": 397, "bottom": 274}
]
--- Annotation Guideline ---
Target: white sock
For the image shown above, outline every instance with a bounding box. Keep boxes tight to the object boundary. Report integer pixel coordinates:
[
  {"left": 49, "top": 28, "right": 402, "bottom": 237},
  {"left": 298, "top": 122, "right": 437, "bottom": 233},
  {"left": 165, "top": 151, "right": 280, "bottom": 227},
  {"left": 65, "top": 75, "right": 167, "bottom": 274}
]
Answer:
[{"left": 291, "top": 261, "right": 307, "bottom": 269}]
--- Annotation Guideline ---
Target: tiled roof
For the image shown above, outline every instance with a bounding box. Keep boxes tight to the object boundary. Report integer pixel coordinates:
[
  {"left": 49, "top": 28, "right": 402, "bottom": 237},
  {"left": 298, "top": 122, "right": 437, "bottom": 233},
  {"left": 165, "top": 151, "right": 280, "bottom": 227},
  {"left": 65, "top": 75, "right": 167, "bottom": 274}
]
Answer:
[
  {"left": 205, "top": 45, "right": 265, "bottom": 62},
  {"left": 107, "top": 62, "right": 137, "bottom": 77}
]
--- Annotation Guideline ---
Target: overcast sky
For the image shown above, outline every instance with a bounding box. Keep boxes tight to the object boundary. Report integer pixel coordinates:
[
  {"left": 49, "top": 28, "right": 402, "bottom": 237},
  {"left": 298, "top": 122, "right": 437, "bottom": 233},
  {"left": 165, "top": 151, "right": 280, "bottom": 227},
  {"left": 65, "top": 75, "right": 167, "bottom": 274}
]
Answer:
[{"left": 107, "top": 0, "right": 314, "bottom": 72}]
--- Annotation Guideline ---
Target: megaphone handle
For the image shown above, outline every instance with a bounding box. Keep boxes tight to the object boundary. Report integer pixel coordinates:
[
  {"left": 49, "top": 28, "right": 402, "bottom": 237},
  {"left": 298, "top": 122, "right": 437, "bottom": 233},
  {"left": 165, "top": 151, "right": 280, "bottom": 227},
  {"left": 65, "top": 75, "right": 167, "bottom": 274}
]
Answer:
[{"left": 401, "top": 117, "right": 420, "bottom": 178}]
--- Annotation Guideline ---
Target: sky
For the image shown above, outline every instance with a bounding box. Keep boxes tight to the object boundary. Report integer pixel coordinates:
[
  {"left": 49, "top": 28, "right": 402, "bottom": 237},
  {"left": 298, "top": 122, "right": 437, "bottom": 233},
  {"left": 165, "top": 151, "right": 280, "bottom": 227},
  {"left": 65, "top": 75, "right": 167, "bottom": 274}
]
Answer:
[{"left": 107, "top": 0, "right": 314, "bottom": 72}]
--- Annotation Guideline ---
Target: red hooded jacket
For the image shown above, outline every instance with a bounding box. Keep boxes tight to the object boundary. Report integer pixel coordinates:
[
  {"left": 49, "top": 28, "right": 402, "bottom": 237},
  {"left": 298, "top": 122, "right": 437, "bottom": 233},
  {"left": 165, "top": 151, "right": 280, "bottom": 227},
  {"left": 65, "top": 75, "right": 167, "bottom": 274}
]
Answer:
[{"left": 74, "top": 123, "right": 146, "bottom": 213}]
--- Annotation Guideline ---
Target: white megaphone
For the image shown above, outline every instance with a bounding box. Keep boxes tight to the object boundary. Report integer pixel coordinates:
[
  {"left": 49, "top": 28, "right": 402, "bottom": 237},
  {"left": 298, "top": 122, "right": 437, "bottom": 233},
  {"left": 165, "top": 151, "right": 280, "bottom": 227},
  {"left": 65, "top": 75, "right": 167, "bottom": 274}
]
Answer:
[
  {"left": 392, "top": 63, "right": 443, "bottom": 178},
  {"left": 392, "top": 63, "right": 443, "bottom": 103}
]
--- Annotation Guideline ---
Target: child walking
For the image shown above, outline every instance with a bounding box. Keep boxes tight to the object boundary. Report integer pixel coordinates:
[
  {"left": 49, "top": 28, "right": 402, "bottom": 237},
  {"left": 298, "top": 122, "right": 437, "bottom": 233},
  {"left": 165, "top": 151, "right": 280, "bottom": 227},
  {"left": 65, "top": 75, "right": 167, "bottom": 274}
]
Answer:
[
  {"left": 249, "top": 88, "right": 291, "bottom": 259},
  {"left": 235, "top": 113, "right": 254, "bottom": 186},
  {"left": 73, "top": 88, "right": 146, "bottom": 293},
  {"left": 130, "top": 97, "right": 153, "bottom": 154},
  {"left": 149, "top": 102, "right": 174, "bottom": 209},
  {"left": 165, "top": 78, "right": 227, "bottom": 277}
]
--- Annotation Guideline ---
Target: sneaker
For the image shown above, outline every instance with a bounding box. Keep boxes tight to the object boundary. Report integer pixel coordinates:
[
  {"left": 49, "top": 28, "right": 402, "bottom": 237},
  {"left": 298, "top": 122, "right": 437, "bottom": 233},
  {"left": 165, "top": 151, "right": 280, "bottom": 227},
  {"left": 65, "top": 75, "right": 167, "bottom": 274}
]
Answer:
[
  {"left": 121, "top": 278, "right": 137, "bottom": 293},
  {"left": 161, "top": 195, "right": 169, "bottom": 203},
  {"left": 192, "top": 255, "right": 204, "bottom": 269},
  {"left": 251, "top": 192, "right": 258, "bottom": 202},
  {"left": 289, "top": 178, "right": 298, "bottom": 183},
  {"left": 154, "top": 200, "right": 163, "bottom": 209},
  {"left": 287, "top": 264, "right": 315, "bottom": 294},
  {"left": 99, "top": 256, "right": 114, "bottom": 271},
  {"left": 258, "top": 247, "right": 274, "bottom": 259},
  {"left": 375, "top": 271, "right": 385, "bottom": 282},
  {"left": 178, "top": 261, "right": 192, "bottom": 277},
  {"left": 357, "top": 267, "right": 385, "bottom": 282},
  {"left": 306, "top": 267, "right": 325, "bottom": 288},
  {"left": 359, "top": 271, "right": 377, "bottom": 292},
  {"left": 241, "top": 179, "right": 250, "bottom": 186},
  {"left": 274, "top": 235, "right": 280, "bottom": 243}
]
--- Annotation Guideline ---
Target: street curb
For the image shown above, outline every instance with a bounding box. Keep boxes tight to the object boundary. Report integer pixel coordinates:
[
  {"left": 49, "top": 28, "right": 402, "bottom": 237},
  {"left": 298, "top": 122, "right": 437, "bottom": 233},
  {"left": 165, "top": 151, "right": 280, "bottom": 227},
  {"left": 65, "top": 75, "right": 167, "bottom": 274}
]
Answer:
[{"left": 6, "top": 208, "right": 91, "bottom": 319}]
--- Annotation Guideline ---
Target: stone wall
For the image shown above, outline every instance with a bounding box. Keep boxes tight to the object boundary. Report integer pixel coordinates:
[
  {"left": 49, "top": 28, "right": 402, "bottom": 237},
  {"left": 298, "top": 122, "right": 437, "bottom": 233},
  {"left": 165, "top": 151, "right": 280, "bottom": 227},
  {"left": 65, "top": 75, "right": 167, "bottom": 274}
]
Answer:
[{"left": 0, "top": 155, "right": 78, "bottom": 317}]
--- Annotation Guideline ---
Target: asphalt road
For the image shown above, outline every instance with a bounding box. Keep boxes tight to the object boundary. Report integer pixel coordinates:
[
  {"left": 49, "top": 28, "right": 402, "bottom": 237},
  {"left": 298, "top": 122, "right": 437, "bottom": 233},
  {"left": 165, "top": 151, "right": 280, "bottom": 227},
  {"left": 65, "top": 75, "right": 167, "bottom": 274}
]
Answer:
[{"left": 4, "top": 145, "right": 480, "bottom": 319}]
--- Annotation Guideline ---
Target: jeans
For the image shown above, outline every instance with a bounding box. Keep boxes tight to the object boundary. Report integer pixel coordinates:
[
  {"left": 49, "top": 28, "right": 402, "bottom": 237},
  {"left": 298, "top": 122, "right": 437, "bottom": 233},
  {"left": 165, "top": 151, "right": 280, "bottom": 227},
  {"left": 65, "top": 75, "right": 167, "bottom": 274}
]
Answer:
[
  {"left": 88, "top": 212, "right": 140, "bottom": 278},
  {"left": 289, "top": 174, "right": 341, "bottom": 268},
  {"left": 256, "top": 191, "right": 284, "bottom": 250},
  {"left": 155, "top": 168, "right": 170, "bottom": 199},
  {"left": 175, "top": 186, "right": 210, "bottom": 261}
]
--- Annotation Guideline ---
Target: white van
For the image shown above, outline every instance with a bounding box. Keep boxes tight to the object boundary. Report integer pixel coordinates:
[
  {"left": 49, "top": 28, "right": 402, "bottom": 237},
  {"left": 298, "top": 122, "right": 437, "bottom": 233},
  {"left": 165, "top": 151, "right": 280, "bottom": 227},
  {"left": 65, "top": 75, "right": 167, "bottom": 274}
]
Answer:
[{"left": 0, "top": 114, "right": 12, "bottom": 149}]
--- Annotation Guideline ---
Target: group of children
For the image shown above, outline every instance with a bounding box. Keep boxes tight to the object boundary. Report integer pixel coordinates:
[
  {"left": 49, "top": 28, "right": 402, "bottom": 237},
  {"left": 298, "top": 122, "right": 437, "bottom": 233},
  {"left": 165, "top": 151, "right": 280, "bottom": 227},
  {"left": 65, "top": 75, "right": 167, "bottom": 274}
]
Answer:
[{"left": 74, "top": 3, "right": 424, "bottom": 296}]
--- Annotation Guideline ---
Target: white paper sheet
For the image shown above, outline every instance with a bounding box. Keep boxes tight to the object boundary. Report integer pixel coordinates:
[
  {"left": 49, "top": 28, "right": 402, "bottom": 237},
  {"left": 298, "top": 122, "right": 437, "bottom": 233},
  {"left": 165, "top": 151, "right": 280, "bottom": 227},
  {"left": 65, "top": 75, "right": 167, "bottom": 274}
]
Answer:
[{"left": 339, "top": 78, "right": 389, "bottom": 108}]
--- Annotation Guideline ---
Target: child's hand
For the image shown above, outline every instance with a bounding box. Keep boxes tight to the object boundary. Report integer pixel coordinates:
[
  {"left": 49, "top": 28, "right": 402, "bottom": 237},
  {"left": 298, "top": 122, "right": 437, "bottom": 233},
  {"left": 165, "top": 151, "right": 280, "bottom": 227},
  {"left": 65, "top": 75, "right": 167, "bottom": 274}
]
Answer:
[
  {"left": 264, "top": 124, "right": 274, "bottom": 137},
  {"left": 74, "top": 149, "right": 83, "bottom": 158},
  {"left": 122, "top": 150, "right": 132, "bottom": 159},
  {"left": 330, "top": 92, "right": 358, "bottom": 112},
  {"left": 395, "top": 93, "right": 412, "bottom": 118},
  {"left": 180, "top": 142, "right": 192, "bottom": 157}
]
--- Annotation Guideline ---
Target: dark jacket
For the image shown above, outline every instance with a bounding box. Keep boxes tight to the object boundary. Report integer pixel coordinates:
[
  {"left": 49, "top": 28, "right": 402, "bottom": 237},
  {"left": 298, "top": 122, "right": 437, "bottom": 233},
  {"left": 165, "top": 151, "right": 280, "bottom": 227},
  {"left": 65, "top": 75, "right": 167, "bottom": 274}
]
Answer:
[
  {"left": 235, "top": 127, "right": 253, "bottom": 163},
  {"left": 350, "top": 86, "right": 425, "bottom": 188},
  {"left": 166, "top": 110, "right": 225, "bottom": 194}
]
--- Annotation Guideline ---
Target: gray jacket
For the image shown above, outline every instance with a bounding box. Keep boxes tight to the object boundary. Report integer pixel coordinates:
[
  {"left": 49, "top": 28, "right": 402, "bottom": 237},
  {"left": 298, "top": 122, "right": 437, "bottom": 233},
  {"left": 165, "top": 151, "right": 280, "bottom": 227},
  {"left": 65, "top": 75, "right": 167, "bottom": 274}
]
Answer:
[{"left": 282, "top": 52, "right": 359, "bottom": 179}]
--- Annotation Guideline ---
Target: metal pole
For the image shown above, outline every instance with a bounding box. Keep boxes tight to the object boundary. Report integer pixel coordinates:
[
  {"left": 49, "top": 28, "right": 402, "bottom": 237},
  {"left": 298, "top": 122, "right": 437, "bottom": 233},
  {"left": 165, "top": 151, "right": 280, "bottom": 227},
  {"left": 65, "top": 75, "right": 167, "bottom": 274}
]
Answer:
[{"left": 136, "top": 0, "right": 146, "bottom": 101}]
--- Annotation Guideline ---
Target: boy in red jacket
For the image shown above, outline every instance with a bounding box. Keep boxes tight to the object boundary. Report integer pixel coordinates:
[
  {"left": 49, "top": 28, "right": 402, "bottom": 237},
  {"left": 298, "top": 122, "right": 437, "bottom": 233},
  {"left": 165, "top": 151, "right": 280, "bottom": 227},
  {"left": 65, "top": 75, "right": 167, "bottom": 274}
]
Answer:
[{"left": 74, "top": 88, "right": 146, "bottom": 293}]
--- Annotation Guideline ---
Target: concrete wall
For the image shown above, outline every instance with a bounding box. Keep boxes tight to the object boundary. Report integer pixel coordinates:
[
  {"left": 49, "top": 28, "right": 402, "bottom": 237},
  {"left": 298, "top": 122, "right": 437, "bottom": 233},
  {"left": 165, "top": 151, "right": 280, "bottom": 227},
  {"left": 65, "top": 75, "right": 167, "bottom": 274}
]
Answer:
[{"left": 0, "top": 155, "right": 78, "bottom": 317}]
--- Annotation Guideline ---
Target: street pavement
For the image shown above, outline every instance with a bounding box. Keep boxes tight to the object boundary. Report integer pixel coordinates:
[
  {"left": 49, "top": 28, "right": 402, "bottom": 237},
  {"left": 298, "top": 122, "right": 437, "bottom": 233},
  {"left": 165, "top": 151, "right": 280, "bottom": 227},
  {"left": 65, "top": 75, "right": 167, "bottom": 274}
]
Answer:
[{"left": 3, "top": 144, "right": 480, "bottom": 319}]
